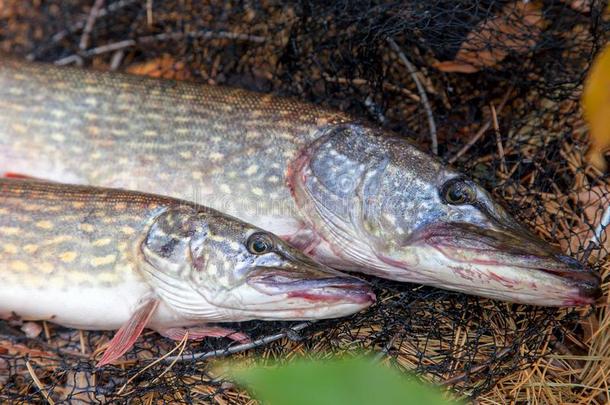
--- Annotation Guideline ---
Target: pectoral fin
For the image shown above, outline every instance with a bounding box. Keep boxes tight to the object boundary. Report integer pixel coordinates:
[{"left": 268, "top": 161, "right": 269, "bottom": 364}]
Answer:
[
  {"left": 3, "top": 172, "right": 36, "bottom": 179},
  {"left": 96, "top": 298, "right": 160, "bottom": 367}
]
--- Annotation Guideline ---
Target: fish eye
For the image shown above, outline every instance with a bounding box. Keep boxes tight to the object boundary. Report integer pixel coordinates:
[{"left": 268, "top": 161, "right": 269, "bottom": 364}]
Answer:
[
  {"left": 441, "top": 178, "right": 476, "bottom": 205},
  {"left": 247, "top": 232, "right": 275, "bottom": 255}
]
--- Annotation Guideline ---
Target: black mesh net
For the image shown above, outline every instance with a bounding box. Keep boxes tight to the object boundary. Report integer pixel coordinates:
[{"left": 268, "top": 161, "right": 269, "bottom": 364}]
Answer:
[{"left": 0, "top": 0, "right": 609, "bottom": 403}]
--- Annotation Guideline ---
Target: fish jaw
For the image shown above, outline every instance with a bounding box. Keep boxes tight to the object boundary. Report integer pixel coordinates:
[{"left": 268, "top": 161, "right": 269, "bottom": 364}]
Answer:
[
  {"left": 388, "top": 222, "right": 601, "bottom": 306},
  {"left": 247, "top": 266, "right": 374, "bottom": 301},
  {"left": 218, "top": 269, "right": 376, "bottom": 321},
  {"left": 378, "top": 247, "right": 597, "bottom": 307}
]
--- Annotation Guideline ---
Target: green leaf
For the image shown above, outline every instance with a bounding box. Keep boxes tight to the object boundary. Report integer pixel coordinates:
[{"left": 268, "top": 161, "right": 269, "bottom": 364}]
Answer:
[{"left": 225, "top": 357, "right": 459, "bottom": 405}]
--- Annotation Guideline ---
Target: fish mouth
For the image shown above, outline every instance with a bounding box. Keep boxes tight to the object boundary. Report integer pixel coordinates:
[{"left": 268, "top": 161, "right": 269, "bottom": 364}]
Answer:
[
  {"left": 246, "top": 268, "right": 376, "bottom": 305},
  {"left": 406, "top": 222, "right": 601, "bottom": 306}
]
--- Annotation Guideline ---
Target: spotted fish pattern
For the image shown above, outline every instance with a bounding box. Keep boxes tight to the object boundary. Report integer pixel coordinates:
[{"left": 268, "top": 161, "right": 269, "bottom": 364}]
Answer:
[
  {"left": 0, "top": 58, "right": 348, "bottom": 233},
  {"left": 0, "top": 178, "right": 374, "bottom": 332},
  {"left": 0, "top": 58, "right": 600, "bottom": 306}
]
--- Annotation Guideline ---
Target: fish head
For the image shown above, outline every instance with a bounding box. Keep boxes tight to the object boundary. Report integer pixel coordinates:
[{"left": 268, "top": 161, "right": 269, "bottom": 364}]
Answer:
[
  {"left": 289, "top": 123, "right": 600, "bottom": 306},
  {"left": 139, "top": 207, "right": 374, "bottom": 322}
]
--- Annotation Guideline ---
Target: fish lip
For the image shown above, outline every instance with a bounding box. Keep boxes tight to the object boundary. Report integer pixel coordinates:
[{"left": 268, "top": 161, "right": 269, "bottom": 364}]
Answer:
[
  {"left": 247, "top": 270, "right": 376, "bottom": 305},
  {"left": 410, "top": 222, "right": 601, "bottom": 303}
]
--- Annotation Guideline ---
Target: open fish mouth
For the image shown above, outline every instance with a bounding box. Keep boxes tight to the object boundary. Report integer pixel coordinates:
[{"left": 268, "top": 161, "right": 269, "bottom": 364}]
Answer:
[
  {"left": 247, "top": 269, "right": 376, "bottom": 305},
  {"left": 408, "top": 222, "right": 601, "bottom": 305}
]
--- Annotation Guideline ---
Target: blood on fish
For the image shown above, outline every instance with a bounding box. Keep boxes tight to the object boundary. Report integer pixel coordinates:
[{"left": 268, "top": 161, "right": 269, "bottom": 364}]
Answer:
[
  {"left": 378, "top": 254, "right": 407, "bottom": 270},
  {"left": 287, "top": 291, "right": 343, "bottom": 302},
  {"left": 449, "top": 265, "right": 475, "bottom": 281},
  {"left": 488, "top": 271, "right": 515, "bottom": 288}
]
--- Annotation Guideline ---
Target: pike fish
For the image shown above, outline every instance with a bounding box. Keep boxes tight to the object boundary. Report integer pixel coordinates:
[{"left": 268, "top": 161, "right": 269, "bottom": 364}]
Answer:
[
  {"left": 0, "top": 178, "right": 374, "bottom": 366},
  {"left": 0, "top": 58, "right": 600, "bottom": 306}
]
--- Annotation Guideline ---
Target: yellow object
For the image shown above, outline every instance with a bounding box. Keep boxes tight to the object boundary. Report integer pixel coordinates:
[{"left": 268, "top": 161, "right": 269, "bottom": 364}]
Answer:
[{"left": 582, "top": 42, "right": 610, "bottom": 171}]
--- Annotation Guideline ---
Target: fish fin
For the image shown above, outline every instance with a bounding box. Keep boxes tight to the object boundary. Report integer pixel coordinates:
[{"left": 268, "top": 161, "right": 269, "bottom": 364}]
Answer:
[
  {"left": 96, "top": 298, "right": 160, "bottom": 367},
  {"left": 158, "top": 326, "right": 251, "bottom": 344},
  {"left": 2, "top": 172, "right": 36, "bottom": 179}
]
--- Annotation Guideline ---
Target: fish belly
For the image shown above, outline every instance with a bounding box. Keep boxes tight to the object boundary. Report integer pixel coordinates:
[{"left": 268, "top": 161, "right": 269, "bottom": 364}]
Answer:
[{"left": 0, "top": 280, "right": 150, "bottom": 330}]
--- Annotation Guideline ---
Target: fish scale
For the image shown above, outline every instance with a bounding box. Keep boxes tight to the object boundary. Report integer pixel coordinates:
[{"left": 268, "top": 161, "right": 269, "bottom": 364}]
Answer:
[
  {"left": 0, "top": 59, "right": 347, "bottom": 235},
  {"left": 0, "top": 179, "right": 168, "bottom": 291},
  {"left": 0, "top": 58, "right": 601, "bottom": 306},
  {"left": 0, "top": 178, "right": 374, "bottom": 335}
]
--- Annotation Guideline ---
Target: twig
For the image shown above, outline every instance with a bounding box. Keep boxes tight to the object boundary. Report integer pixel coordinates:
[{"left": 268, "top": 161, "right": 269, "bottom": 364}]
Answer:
[
  {"left": 147, "top": 0, "right": 153, "bottom": 26},
  {"left": 386, "top": 37, "right": 438, "bottom": 155},
  {"left": 79, "top": 329, "right": 87, "bottom": 355},
  {"left": 26, "top": 360, "right": 55, "bottom": 405},
  {"left": 321, "top": 74, "right": 420, "bottom": 102},
  {"left": 116, "top": 332, "right": 189, "bottom": 395},
  {"left": 27, "top": 0, "right": 138, "bottom": 60},
  {"left": 141, "top": 30, "right": 266, "bottom": 45},
  {"left": 591, "top": 205, "right": 610, "bottom": 246},
  {"left": 55, "top": 40, "right": 134, "bottom": 65},
  {"left": 162, "top": 322, "right": 314, "bottom": 363},
  {"left": 55, "top": 29, "right": 266, "bottom": 65},
  {"left": 373, "top": 330, "right": 402, "bottom": 361},
  {"left": 55, "top": 0, "right": 136, "bottom": 44},
  {"left": 79, "top": 0, "right": 106, "bottom": 51},
  {"left": 579, "top": 191, "right": 610, "bottom": 263},
  {"left": 110, "top": 50, "right": 125, "bottom": 70},
  {"left": 490, "top": 103, "right": 507, "bottom": 174},
  {"left": 440, "top": 346, "right": 512, "bottom": 386},
  {"left": 448, "top": 87, "right": 513, "bottom": 164},
  {"left": 151, "top": 331, "right": 189, "bottom": 384},
  {"left": 42, "top": 321, "right": 50, "bottom": 342}
]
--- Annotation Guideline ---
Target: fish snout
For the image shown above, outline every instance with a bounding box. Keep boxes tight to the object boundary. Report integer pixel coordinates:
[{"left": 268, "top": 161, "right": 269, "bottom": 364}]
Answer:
[
  {"left": 546, "top": 254, "right": 602, "bottom": 303},
  {"left": 247, "top": 270, "right": 376, "bottom": 305},
  {"left": 403, "top": 221, "right": 602, "bottom": 306}
]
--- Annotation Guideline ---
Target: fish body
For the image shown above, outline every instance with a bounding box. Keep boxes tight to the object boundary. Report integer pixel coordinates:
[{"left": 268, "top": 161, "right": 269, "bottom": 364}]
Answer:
[
  {"left": 0, "top": 58, "right": 600, "bottom": 306},
  {"left": 0, "top": 178, "right": 374, "bottom": 333}
]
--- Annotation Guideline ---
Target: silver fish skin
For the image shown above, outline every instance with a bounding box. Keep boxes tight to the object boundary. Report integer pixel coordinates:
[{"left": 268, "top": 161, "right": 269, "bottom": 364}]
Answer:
[{"left": 0, "top": 58, "right": 600, "bottom": 306}]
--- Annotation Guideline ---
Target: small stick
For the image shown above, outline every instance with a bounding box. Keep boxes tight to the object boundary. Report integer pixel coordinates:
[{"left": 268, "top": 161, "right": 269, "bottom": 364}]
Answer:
[
  {"left": 147, "top": 0, "right": 153, "bottom": 26},
  {"left": 151, "top": 331, "right": 189, "bottom": 384},
  {"left": 440, "top": 346, "right": 512, "bottom": 386},
  {"left": 79, "top": 0, "right": 106, "bottom": 51},
  {"left": 42, "top": 321, "right": 51, "bottom": 342},
  {"left": 490, "top": 103, "right": 507, "bottom": 174},
  {"left": 27, "top": 0, "right": 137, "bottom": 61},
  {"left": 55, "top": 30, "right": 266, "bottom": 65},
  {"left": 591, "top": 205, "right": 610, "bottom": 246},
  {"left": 26, "top": 360, "right": 55, "bottom": 405},
  {"left": 53, "top": 0, "right": 137, "bottom": 44},
  {"left": 386, "top": 37, "right": 438, "bottom": 155},
  {"left": 116, "top": 332, "right": 188, "bottom": 395},
  {"left": 448, "top": 88, "right": 513, "bottom": 164},
  {"left": 110, "top": 50, "right": 125, "bottom": 70},
  {"left": 79, "top": 329, "right": 88, "bottom": 355},
  {"left": 373, "top": 330, "right": 401, "bottom": 361},
  {"left": 321, "top": 74, "right": 420, "bottom": 102},
  {"left": 162, "top": 322, "right": 314, "bottom": 363},
  {"left": 55, "top": 39, "right": 134, "bottom": 65}
]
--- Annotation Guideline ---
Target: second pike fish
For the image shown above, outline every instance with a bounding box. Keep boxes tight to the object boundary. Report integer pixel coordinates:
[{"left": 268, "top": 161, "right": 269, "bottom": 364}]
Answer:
[
  {"left": 0, "top": 178, "right": 374, "bottom": 366},
  {"left": 0, "top": 58, "right": 600, "bottom": 306}
]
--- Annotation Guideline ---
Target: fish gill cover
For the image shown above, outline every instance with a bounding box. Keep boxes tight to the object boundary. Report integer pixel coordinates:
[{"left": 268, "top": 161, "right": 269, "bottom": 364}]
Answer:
[{"left": 0, "top": 0, "right": 609, "bottom": 403}]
